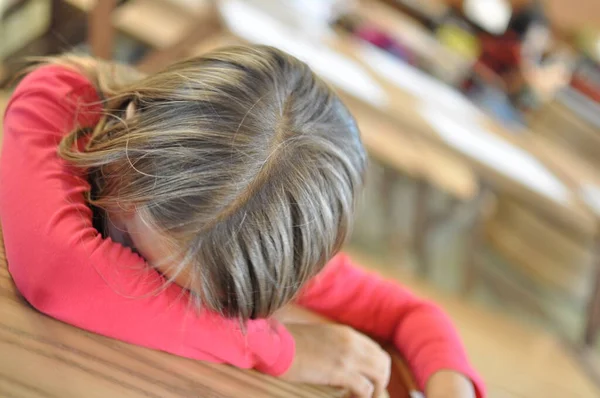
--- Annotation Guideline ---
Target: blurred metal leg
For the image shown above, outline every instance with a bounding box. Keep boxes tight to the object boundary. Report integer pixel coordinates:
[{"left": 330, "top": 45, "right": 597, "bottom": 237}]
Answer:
[
  {"left": 413, "top": 180, "right": 431, "bottom": 276},
  {"left": 462, "top": 185, "right": 489, "bottom": 295},
  {"left": 413, "top": 180, "right": 485, "bottom": 278},
  {"left": 135, "top": 5, "right": 220, "bottom": 73},
  {"left": 380, "top": 167, "right": 406, "bottom": 260},
  {"left": 585, "top": 239, "right": 600, "bottom": 347},
  {"left": 88, "top": 0, "right": 118, "bottom": 59},
  {"left": 565, "top": 240, "right": 600, "bottom": 387}
]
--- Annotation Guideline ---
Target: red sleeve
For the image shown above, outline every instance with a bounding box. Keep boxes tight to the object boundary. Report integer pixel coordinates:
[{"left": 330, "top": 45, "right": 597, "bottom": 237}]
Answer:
[
  {"left": 296, "top": 253, "right": 486, "bottom": 397},
  {"left": 0, "top": 65, "right": 294, "bottom": 376}
]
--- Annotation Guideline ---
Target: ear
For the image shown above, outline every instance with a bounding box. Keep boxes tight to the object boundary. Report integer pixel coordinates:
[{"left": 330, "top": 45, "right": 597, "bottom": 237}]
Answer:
[{"left": 125, "top": 100, "right": 137, "bottom": 120}]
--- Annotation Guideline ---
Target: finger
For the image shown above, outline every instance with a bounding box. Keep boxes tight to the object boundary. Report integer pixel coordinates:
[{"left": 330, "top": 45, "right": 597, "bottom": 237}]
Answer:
[
  {"left": 351, "top": 335, "right": 391, "bottom": 396},
  {"left": 341, "top": 373, "right": 374, "bottom": 398},
  {"left": 357, "top": 346, "right": 391, "bottom": 397},
  {"left": 365, "top": 356, "right": 391, "bottom": 398}
]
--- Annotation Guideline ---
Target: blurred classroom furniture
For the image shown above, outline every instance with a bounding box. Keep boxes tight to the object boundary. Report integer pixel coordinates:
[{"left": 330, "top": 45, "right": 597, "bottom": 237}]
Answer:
[
  {"left": 441, "top": 0, "right": 600, "bottom": 35},
  {"left": 530, "top": 89, "right": 600, "bottom": 172},
  {"left": 357, "top": 1, "right": 475, "bottom": 86},
  {"left": 526, "top": 71, "right": 600, "bottom": 381},
  {"left": 0, "top": 0, "right": 51, "bottom": 62}
]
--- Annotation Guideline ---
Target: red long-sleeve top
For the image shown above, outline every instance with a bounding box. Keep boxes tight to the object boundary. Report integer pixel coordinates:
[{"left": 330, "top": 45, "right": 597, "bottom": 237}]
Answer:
[{"left": 0, "top": 65, "right": 484, "bottom": 396}]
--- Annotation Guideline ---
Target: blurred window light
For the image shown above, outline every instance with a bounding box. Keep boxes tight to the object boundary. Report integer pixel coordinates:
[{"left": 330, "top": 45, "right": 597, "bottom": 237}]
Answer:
[
  {"left": 581, "top": 183, "right": 600, "bottom": 216},
  {"left": 420, "top": 103, "right": 570, "bottom": 204},
  {"left": 360, "top": 45, "right": 481, "bottom": 120},
  {"left": 463, "top": 0, "right": 512, "bottom": 35},
  {"left": 220, "top": 0, "right": 387, "bottom": 107},
  {"left": 289, "top": 0, "right": 354, "bottom": 23}
]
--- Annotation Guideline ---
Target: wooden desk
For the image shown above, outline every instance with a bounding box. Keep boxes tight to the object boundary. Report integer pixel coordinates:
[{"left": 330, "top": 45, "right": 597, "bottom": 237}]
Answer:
[{"left": 217, "top": 0, "right": 594, "bottom": 234}]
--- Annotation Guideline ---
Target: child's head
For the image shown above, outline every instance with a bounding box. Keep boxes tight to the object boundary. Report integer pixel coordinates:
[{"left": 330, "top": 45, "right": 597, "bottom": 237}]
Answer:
[{"left": 60, "top": 46, "right": 366, "bottom": 320}]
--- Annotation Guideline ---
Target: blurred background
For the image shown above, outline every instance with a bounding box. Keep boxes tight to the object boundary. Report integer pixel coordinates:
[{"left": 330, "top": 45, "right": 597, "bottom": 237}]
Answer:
[{"left": 2, "top": 0, "right": 600, "bottom": 396}]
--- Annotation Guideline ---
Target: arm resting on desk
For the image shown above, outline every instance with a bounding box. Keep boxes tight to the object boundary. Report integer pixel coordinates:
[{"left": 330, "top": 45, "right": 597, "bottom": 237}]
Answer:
[
  {"left": 294, "top": 254, "right": 485, "bottom": 397},
  {"left": 274, "top": 304, "right": 418, "bottom": 397},
  {"left": 0, "top": 65, "right": 294, "bottom": 376}
]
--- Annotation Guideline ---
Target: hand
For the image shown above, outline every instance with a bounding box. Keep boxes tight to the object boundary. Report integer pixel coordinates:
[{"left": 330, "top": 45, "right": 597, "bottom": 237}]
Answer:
[
  {"left": 272, "top": 303, "right": 329, "bottom": 324},
  {"left": 282, "top": 323, "right": 391, "bottom": 398},
  {"left": 426, "top": 370, "right": 476, "bottom": 398}
]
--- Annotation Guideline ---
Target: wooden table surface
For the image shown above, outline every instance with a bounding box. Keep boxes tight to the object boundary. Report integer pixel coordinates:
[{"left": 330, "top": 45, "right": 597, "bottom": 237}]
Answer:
[{"left": 328, "top": 37, "right": 595, "bottom": 235}]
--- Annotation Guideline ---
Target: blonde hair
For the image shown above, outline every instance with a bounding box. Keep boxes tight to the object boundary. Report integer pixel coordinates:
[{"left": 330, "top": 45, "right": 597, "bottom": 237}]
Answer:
[{"left": 56, "top": 46, "right": 366, "bottom": 320}]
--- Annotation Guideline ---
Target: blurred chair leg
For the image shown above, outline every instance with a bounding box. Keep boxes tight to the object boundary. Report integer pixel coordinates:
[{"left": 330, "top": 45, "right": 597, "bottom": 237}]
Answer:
[
  {"left": 570, "top": 265, "right": 600, "bottom": 388},
  {"left": 380, "top": 167, "right": 407, "bottom": 261},
  {"left": 413, "top": 180, "right": 431, "bottom": 276},
  {"left": 413, "top": 181, "right": 469, "bottom": 277},
  {"left": 462, "top": 226, "right": 481, "bottom": 296},
  {"left": 584, "top": 240, "right": 600, "bottom": 347},
  {"left": 462, "top": 184, "right": 493, "bottom": 296},
  {"left": 413, "top": 181, "right": 470, "bottom": 277},
  {"left": 574, "top": 346, "right": 600, "bottom": 388},
  {"left": 566, "top": 242, "right": 600, "bottom": 388},
  {"left": 136, "top": 5, "right": 220, "bottom": 73},
  {"left": 88, "top": 0, "right": 118, "bottom": 59},
  {"left": 429, "top": 195, "right": 459, "bottom": 226}
]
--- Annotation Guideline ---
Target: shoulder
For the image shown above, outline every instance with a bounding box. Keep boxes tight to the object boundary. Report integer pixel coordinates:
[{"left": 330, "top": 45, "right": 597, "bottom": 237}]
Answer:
[
  {"left": 6, "top": 65, "right": 100, "bottom": 120},
  {"left": 4, "top": 64, "right": 102, "bottom": 137},
  {"left": 14, "top": 64, "right": 93, "bottom": 96}
]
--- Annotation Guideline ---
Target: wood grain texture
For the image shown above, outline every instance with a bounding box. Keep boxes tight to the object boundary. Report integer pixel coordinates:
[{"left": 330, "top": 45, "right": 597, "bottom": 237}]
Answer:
[
  {"left": 530, "top": 100, "right": 600, "bottom": 173},
  {"left": 112, "top": 0, "right": 215, "bottom": 50}
]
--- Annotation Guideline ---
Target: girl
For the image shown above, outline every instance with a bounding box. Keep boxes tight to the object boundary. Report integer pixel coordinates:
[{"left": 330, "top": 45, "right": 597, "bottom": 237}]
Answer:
[{"left": 0, "top": 46, "right": 484, "bottom": 398}]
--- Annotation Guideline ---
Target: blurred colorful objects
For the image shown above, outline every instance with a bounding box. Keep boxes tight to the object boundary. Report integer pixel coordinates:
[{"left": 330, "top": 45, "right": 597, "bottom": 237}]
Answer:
[{"left": 436, "top": 21, "right": 480, "bottom": 60}]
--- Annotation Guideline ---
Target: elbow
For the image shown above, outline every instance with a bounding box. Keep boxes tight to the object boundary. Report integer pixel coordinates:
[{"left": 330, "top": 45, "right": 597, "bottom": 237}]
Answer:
[
  {"left": 8, "top": 262, "right": 63, "bottom": 316},
  {"left": 419, "top": 299, "right": 448, "bottom": 313},
  {"left": 393, "top": 298, "right": 461, "bottom": 344},
  {"left": 420, "top": 299, "right": 454, "bottom": 321}
]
